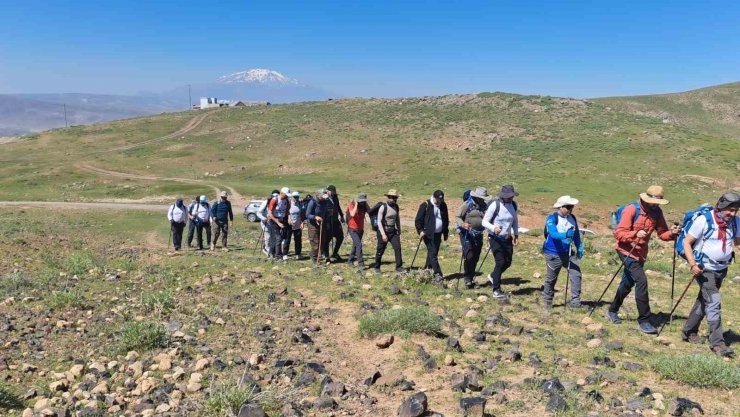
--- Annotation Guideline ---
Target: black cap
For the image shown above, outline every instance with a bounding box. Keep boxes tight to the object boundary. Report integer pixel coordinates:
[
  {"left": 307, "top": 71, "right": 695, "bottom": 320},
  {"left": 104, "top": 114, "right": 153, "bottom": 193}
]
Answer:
[
  {"left": 717, "top": 192, "right": 740, "bottom": 209},
  {"left": 433, "top": 190, "right": 444, "bottom": 200},
  {"left": 327, "top": 185, "right": 337, "bottom": 193}
]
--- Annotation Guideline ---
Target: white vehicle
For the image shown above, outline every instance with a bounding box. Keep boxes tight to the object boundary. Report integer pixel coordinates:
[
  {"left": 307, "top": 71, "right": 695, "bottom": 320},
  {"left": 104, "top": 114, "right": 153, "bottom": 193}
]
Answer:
[{"left": 243, "top": 200, "right": 267, "bottom": 222}]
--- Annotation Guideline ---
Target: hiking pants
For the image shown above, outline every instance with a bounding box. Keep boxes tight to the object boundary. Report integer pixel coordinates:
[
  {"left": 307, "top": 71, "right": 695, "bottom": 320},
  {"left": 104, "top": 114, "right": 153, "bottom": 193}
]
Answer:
[
  {"left": 374, "top": 229, "right": 402, "bottom": 270},
  {"left": 319, "top": 223, "right": 332, "bottom": 259},
  {"left": 196, "top": 222, "right": 211, "bottom": 249},
  {"left": 308, "top": 223, "right": 321, "bottom": 260},
  {"left": 261, "top": 221, "right": 272, "bottom": 254},
  {"left": 213, "top": 220, "right": 229, "bottom": 247},
  {"left": 424, "top": 232, "right": 443, "bottom": 276},
  {"left": 682, "top": 268, "right": 727, "bottom": 348},
  {"left": 488, "top": 236, "right": 513, "bottom": 291},
  {"left": 187, "top": 220, "right": 196, "bottom": 247},
  {"left": 171, "top": 221, "right": 185, "bottom": 250},
  {"left": 329, "top": 220, "right": 344, "bottom": 256},
  {"left": 268, "top": 221, "right": 286, "bottom": 257},
  {"left": 609, "top": 252, "right": 651, "bottom": 323},
  {"left": 283, "top": 228, "right": 302, "bottom": 257},
  {"left": 349, "top": 228, "right": 365, "bottom": 266},
  {"left": 461, "top": 231, "right": 484, "bottom": 280},
  {"left": 543, "top": 253, "right": 582, "bottom": 306}
]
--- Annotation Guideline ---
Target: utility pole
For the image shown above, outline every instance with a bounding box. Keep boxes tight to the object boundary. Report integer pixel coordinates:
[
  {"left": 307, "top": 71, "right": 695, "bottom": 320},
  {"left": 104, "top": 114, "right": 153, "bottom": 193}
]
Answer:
[
  {"left": 188, "top": 84, "right": 192, "bottom": 110},
  {"left": 63, "top": 104, "right": 68, "bottom": 127}
]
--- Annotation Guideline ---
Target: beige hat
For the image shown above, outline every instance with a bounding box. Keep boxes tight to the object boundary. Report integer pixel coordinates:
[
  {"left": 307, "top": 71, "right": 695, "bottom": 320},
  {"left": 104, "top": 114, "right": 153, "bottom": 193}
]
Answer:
[
  {"left": 220, "top": 191, "right": 228, "bottom": 197},
  {"left": 639, "top": 185, "right": 669, "bottom": 205},
  {"left": 553, "top": 195, "right": 579, "bottom": 208},
  {"left": 385, "top": 189, "right": 400, "bottom": 197}
]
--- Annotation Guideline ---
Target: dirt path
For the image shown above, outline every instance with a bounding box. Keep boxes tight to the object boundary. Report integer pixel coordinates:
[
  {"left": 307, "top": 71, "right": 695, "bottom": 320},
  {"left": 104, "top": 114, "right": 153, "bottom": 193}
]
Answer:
[
  {"left": 0, "top": 201, "right": 168, "bottom": 211},
  {"left": 91, "top": 112, "right": 210, "bottom": 154}
]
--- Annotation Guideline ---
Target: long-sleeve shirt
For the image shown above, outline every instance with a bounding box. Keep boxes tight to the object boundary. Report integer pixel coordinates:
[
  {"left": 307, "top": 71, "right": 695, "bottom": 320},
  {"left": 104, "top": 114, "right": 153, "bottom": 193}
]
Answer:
[
  {"left": 210, "top": 200, "right": 234, "bottom": 223},
  {"left": 543, "top": 213, "right": 582, "bottom": 255},
  {"left": 482, "top": 200, "right": 518, "bottom": 239},
  {"left": 306, "top": 197, "right": 328, "bottom": 227},
  {"left": 455, "top": 201, "right": 487, "bottom": 231},
  {"left": 614, "top": 200, "right": 673, "bottom": 262},
  {"left": 167, "top": 205, "right": 187, "bottom": 223}
]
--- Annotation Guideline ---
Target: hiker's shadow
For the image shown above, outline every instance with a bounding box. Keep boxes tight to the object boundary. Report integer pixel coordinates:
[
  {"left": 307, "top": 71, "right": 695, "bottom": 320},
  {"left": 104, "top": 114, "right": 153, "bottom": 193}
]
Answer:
[
  {"left": 653, "top": 311, "right": 689, "bottom": 324},
  {"left": 723, "top": 330, "right": 739, "bottom": 346},
  {"left": 502, "top": 277, "right": 529, "bottom": 286}
]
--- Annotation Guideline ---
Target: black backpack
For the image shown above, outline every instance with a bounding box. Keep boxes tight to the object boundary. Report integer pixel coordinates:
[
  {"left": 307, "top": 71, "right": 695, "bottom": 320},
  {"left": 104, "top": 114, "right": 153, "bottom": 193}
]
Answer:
[
  {"left": 486, "top": 198, "right": 518, "bottom": 225},
  {"left": 368, "top": 202, "right": 386, "bottom": 231}
]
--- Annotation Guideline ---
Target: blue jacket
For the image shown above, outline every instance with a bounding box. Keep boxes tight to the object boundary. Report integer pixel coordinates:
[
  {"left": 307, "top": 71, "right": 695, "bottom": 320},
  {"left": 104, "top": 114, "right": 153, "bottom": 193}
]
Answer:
[
  {"left": 306, "top": 197, "right": 328, "bottom": 227},
  {"left": 210, "top": 200, "right": 233, "bottom": 222},
  {"left": 543, "top": 213, "right": 583, "bottom": 256}
]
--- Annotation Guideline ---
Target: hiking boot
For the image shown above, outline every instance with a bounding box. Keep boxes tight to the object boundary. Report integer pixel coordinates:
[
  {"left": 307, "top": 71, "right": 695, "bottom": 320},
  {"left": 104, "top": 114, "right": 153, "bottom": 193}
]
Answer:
[
  {"left": 262, "top": 248, "right": 269, "bottom": 256},
  {"left": 543, "top": 302, "right": 553, "bottom": 313},
  {"left": 492, "top": 289, "right": 507, "bottom": 299},
  {"left": 395, "top": 267, "right": 406, "bottom": 274},
  {"left": 333, "top": 255, "right": 344, "bottom": 263},
  {"left": 711, "top": 342, "right": 734, "bottom": 358},
  {"left": 373, "top": 268, "right": 382, "bottom": 275},
  {"left": 568, "top": 300, "right": 584, "bottom": 309},
  {"left": 681, "top": 332, "right": 707, "bottom": 344},
  {"left": 295, "top": 255, "right": 302, "bottom": 260},
  {"left": 638, "top": 321, "right": 657, "bottom": 335},
  {"left": 464, "top": 277, "right": 475, "bottom": 289},
  {"left": 606, "top": 311, "right": 622, "bottom": 324},
  {"left": 282, "top": 255, "right": 288, "bottom": 261}
]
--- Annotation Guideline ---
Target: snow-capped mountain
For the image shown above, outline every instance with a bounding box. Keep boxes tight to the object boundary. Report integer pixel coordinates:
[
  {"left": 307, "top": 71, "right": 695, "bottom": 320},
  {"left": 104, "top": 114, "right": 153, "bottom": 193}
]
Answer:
[{"left": 216, "top": 69, "right": 302, "bottom": 86}]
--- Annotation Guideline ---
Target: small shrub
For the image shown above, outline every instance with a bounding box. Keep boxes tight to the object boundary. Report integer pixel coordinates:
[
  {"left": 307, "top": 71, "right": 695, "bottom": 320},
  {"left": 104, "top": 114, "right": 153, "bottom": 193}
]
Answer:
[
  {"left": 117, "top": 322, "right": 168, "bottom": 354},
  {"left": 0, "top": 384, "right": 24, "bottom": 409},
  {"left": 142, "top": 291, "right": 175, "bottom": 315},
  {"left": 359, "top": 306, "right": 441, "bottom": 338},
  {"left": 650, "top": 354, "right": 740, "bottom": 388},
  {"left": 0, "top": 272, "right": 34, "bottom": 296},
  {"left": 47, "top": 291, "right": 88, "bottom": 310},
  {"left": 204, "top": 383, "right": 294, "bottom": 417},
  {"left": 65, "top": 252, "right": 101, "bottom": 276}
]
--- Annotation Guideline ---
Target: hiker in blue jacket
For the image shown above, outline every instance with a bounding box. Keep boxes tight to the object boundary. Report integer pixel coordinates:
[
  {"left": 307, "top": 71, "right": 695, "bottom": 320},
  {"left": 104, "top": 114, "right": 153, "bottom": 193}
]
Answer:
[
  {"left": 542, "top": 195, "right": 585, "bottom": 311},
  {"left": 210, "top": 191, "right": 234, "bottom": 250}
]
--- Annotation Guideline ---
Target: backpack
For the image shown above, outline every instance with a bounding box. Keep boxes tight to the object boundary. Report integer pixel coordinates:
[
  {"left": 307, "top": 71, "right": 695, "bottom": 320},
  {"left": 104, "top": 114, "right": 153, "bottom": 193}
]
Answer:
[
  {"left": 368, "top": 202, "right": 386, "bottom": 232},
  {"left": 459, "top": 197, "right": 488, "bottom": 234},
  {"left": 462, "top": 189, "right": 471, "bottom": 202},
  {"left": 675, "top": 205, "right": 717, "bottom": 262},
  {"left": 611, "top": 202, "right": 640, "bottom": 232},
  {"left": 543, "top": 212, "right": 578, "bottom": 240},
  {"left": 299, "top": 196, "right": 312, "bottom": 221},
  {"left": 485, "top": 198, "right": 518, "bottom": 225}
]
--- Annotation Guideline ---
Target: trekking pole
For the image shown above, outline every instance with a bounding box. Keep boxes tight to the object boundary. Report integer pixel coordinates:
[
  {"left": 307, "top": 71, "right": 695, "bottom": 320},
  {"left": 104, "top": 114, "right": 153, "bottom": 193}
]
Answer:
[
  {"left": 670, "top": 222, "right": 679, "bottom": 324},
  {"left": 657, "top": 275, "right": 695, "bottom": 337},
  {"left": 410, "top": 236, "right": 423, "bottom": 269},
  {"left": 588, "top": 243, "right": 639, "bottom": 317},
  {"left": 316, "top": 222, "right": 324, "bottom": 267},
  {"left": 476, "top": 245, "right": 491, "bottom": 275},
  {"left": 252, "top": 226, "right": 264, "bottom": 255},
  {"left": 458, "top": 230, "right": 468, "bottom": 274},
  {"left": 167, "top": 222, "right": 172, "bottom": 250}
]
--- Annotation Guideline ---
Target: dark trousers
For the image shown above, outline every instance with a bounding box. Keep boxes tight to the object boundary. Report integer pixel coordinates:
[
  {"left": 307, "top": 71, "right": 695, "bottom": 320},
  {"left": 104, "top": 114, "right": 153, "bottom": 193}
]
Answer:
[
  {"left": 424, "top": 232, "right": 443, "bottom": 276},
  {"left": 375, "top": 229, "right": 403, "bottom": 269},
  {"left": 212, "top": 220, "right": 229, "bottom": 247},
  {"left": 283, "top": 228, "right": 302, "bottom": 256},
  {"left": 268, "top": 221, "right": 286, "bottom": 257},
  {"left": 329, "top": 220, "right": 344, "bottom": 256},
  {"left": 488, "top": 236, "right": 513, "bottom": 291},
  {"left": 349, "top": 228, "right": 365, "bottom": 265},
  {"left": 196, "top": 222, "right": 211, "bottom": 249},
  {"left": 609, "top": 252, "right": 651, "bottom": 323},
  {"left": 171, "top": 221, "right": 185, "bottom": 250},
  {"left": 461, "top": 232, "right": 484, "bottom": 280},
  {"left": 187, "top": 221, "right": 196, "bottom": 247},
  {"left": 307, "top": 223, "right": 325, "bottom": 260},
  {"left": 682, "top": 268, "right": 727, "bottom": 347}
]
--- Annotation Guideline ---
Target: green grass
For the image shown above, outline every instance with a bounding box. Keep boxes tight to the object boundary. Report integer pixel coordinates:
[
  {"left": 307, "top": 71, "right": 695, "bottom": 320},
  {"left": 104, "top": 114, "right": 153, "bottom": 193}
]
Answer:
[
  {"left": 47, "top": 290, "right": 88, "bottom": 310},
  {"left": 0, "top": 271, "right": 34, "bottom": 297},
  {"left": 650, "top": 354, "right": 740, "bottom": 388},
  {"left": 0, "top": 384, "right": 24, "bottom": 410},
  {"left": 142, "top": 291, "right": 175, "bottom": 315},
  {"left": 117, "top": 321, "right": 169, "bottom": 354},
  {"left": 358, "top": 306, "right": 442, "bottom": 338},
  {"left": 65, "top": 251, "right": 102, "bottom": 276},
  {"left": 203, "top": 382, "right": 292, "bottom": 417}
]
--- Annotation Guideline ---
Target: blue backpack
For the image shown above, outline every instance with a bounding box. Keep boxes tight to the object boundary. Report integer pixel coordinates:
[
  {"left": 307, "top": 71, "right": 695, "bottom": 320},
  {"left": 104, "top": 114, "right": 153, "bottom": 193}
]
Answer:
[
  {"left": 611, "top": 202, "right": 641, "bottom": 233},
  {"left": 675, "top": 205, "right": 716, "bottom": 262}
]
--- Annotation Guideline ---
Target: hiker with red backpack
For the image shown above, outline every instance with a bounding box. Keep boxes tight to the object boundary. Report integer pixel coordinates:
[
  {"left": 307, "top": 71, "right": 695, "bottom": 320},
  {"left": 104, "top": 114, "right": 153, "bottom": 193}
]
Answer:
[
  {"left": 482, "top": 184, "right": 520, "bottom": 299},
  {"left": 606, "top": 185, "right": 679, "bottom": 334},
  {"left": 542, "top": 196, "right": 584, "bottom": 311},
  {"left": 414, "top": 190, "right": 450, "bottom": 285},
  {"left": 678, "top": 192, "right": 739, "bottom": 357},
  {"left": 456, "top": 187, "right": 490, "bottom": 289}
]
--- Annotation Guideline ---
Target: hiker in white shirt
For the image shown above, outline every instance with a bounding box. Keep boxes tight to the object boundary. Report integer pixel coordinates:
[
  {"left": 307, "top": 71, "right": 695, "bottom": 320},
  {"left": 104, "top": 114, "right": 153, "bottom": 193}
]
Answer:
[
  {"left": 167, "top": 198, "right": 187, "bottom": 251},
  {"left": 482, "top": 184, "right": 520, "bottom": 299}
]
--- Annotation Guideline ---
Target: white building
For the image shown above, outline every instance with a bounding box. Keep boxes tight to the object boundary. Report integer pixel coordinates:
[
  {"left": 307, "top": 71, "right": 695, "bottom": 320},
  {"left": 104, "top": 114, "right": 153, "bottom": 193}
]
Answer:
[{"left": 199, "top": 97, "right": 227, "bottom": 109}]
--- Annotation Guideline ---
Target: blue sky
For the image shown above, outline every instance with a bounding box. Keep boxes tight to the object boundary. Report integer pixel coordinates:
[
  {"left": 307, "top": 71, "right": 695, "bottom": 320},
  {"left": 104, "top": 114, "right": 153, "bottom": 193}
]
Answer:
[{"left": 1, "top": 0, "right": 739, "bottom": 98}]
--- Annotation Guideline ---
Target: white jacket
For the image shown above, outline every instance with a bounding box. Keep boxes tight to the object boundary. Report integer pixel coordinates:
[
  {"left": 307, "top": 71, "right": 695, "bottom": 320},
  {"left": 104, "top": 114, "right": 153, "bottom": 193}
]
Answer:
[{"left": 167, "top": 205, "right": 187, "bottom": 223}]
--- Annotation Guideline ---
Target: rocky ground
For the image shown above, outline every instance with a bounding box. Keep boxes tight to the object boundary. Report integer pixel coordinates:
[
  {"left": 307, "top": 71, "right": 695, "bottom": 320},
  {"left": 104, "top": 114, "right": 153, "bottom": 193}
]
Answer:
[{"left": 0, "top": 209, "right": 737, "bottom": 417}]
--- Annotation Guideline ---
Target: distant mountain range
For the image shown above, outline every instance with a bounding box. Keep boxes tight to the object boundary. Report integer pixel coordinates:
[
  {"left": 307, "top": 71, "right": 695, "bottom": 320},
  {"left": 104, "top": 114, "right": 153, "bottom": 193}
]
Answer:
[{"left": 1, "top": 69, "right": 337, "bottom": 136}]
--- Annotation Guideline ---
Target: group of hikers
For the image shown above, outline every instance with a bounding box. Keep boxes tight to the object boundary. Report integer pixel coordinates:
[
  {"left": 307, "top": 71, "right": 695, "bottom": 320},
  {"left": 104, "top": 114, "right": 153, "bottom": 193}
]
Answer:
[{"left": 167, "top": 185, "right": 739, "bottom": 358}]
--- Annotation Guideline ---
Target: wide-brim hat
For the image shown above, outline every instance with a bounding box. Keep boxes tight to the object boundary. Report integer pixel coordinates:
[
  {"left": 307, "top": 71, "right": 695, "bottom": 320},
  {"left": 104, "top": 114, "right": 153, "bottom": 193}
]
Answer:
[
  {"left": 220, "top": 191, "right": 228, "bottom": 197},
  {"left": 717, "top": 192, "right": 740, "bottom": 209},
  {"left": 499, "top": 184, "right": 519, "bottom": 199},
  {"left": 553, "top": 195, "right": 579, "bottom": 208},
  {"left": 639, "top": 185, "right": 669, "bottom": 205},
  {"left": 470, "top": 186, "right": 489, "bottom": 199},
  {"left": 385, "top": 189, "right": 400, "bottom": 197},
  {"left": 280, "top": 187, "right": 291, "bottom": 195}
]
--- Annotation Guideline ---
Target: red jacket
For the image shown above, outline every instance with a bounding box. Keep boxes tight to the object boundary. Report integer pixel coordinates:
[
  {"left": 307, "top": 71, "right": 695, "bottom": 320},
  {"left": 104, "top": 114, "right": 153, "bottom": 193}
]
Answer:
[{"left": 614, "top": 200, "right": 674, "bottom": 262}]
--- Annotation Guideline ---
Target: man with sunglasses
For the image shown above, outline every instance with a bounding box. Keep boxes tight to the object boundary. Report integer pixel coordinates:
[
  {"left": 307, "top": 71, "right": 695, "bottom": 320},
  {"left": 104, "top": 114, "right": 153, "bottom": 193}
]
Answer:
[
  {"left": 607, "top": 185, "right": 679, "bottom": 334},
  {"left": 680, "top": 192, "right": 739, "bottom": 357},
  {"left": 542, "top": 196, "right": 584, "bottom": 312}
]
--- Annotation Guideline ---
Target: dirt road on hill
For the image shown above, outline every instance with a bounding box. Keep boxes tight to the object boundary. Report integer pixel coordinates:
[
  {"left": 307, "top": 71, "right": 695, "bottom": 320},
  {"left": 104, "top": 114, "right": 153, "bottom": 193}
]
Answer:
[{"left": 91, "top": 112, "right": 210, "bottom": 154}]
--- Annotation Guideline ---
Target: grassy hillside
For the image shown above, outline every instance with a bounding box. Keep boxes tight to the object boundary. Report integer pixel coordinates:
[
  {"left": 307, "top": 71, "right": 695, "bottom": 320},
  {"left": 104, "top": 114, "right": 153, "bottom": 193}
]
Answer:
[{"left": 1, "top": 85, "right": 738, "bottom": 227}]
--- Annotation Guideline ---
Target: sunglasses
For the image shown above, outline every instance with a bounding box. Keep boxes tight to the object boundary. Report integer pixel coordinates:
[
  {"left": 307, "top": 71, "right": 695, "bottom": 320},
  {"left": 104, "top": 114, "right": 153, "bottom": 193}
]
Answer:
[{"left": 562, "top": 205, "right": 574, "bottom": 210}]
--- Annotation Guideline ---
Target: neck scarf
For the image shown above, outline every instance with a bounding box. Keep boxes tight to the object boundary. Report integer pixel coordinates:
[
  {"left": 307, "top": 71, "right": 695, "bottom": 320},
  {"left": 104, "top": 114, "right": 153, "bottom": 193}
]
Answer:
[{"left": 712, "top": 209, "right": 729, "bottom": 253}]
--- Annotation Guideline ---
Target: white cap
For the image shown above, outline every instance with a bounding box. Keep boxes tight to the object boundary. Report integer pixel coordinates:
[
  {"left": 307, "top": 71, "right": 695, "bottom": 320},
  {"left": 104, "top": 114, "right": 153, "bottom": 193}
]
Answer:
[
  {"left": 553, "top": 195, "right": 579, "bottom": 208},
  {"left": 280, "top": 187, "right": 290, "bottom": 194}
]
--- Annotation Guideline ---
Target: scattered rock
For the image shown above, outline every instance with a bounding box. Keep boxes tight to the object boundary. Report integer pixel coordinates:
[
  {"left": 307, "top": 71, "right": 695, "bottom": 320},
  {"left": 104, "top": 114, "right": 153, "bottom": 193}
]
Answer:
[
  {"left": 313, "top": 396, "right": 337, "bottom": 410},
  {"left": 626, "top": 397, "right": 651, "bottom": 411},
  {"left": 447, "top": 337, "right": 463, "bottom": 352},
  {"left": 281, "top": 403, "right": 303, "bottom": 417},
  {"left": 605, "top": 340, "right": 624, "bottom": 351},
  {"left": 622, "top": 362, "right": 642, "bottom": 371},
  {"left": 542, "top": 378, "right": 564, "bottom": 395},
  {"left": 376, "top": 334, "right": 394, "bottom": 349},
  {"left": 459, "top": 397, "right": 486, "bottom": 416},
  {"left": 397, "top": 392, "right": 428, "bottom": 417},
  {"left": 238, "top": 402, "right": 267, "bottom": 417},
  {"left": 502, "top": 349, "right": 521, "bottom": 362},
  {"left": 586, "top": 338, "right": 602, "bottom": 348},
  {"left": 444, "top": 355, "right": 456, "bottom": 366},
  {"left": 363, "top": 370, "right": 381, "bottom": 386},
  {"left": 668, "top": 398, "right": 703, "bottom": 416},
  {"left": 546, "top": 394, "right": 568, "bottom": 412},
  {"left": 451, "top": 373, "right": 468, "bottom": 392}
]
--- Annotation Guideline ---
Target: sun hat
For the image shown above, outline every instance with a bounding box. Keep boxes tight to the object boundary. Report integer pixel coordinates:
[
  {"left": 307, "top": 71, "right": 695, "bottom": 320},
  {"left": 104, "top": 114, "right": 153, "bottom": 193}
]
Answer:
[
  {"left": 292, "top": 192, "right": 300, "bottom": 198},
  {"left": 639, "top": 185, "right": 669, "bottom": 205},
  {"left": 356, "top": 192, "right": 368, "bottom": 202},
  {"left": 716, "top": 192, "right": 740, "bottom": 209},
  {"left": 220, "top": 191, "right": 227, "bottom": 197},
  {"left": 498, "top": 184, "right": 519, "bottom": 199},
  {"left": 199, "top": 195, "right": 207, "bottom": 203},
  {"left": 280, "top": 187, "right": 290, "bottom": 194},
  {"left": 553, "top": 195, "right": 579, "bottom": 208},
  {"left": 470, "top": 187, "right": 489, "bottom": 199},
  {"left": 385, "top": 189, "right": 400, "bottom": 197}
]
